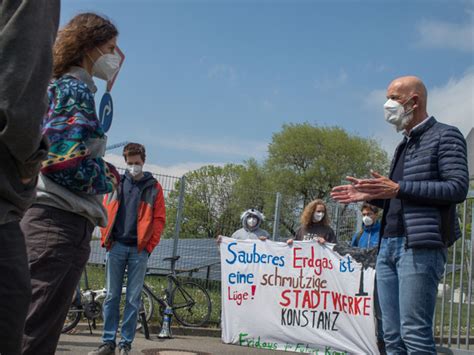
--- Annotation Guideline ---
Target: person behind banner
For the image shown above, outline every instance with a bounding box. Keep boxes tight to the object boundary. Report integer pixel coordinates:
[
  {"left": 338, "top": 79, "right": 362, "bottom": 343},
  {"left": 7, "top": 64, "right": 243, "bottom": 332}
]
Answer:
[
  {"left": 351, "top": 203, "right": 385, "bottom": 354},
  {"left": 351, "top": 203, "right": 381, "bottom": 248},
  {"left": 331, "top": 76, "right": 469, "bottom": 354},
  {"left": 20, "top": 13, "right": 121, "bottom": 355},
  {"left": 287, "top": 199, "right": 337, "bottom": 245},
  {"left": 218, "top": 208, "right": 270, "bottom": 242},
  {"left": 90, "top": 143, "right": 166, "bottom": 355}
]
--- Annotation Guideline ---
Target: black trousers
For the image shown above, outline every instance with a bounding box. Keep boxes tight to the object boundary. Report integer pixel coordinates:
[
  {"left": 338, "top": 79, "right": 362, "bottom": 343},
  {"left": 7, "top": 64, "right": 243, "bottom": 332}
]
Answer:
[
  {"left": 0, "top": 221, "right": 31, "bottom": 355},
  {"left": 21, "top": 205, "right": 93, "bottom": 355}
]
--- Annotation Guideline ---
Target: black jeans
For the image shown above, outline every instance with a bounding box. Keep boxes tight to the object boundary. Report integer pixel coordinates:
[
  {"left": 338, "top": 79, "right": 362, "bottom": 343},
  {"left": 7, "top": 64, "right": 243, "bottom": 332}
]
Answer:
[
  {"left": 0, "top": 221, "right": 31, "bottom": 355},
  {"left": 21, "top": 205, "right": 93, "bottom": 355}
]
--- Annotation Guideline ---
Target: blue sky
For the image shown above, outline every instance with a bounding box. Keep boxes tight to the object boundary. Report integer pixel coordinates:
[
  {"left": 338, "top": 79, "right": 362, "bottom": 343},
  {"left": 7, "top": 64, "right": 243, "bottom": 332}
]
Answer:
[{"left": 61, "top": 0, "right": 474, "bottom": 176}]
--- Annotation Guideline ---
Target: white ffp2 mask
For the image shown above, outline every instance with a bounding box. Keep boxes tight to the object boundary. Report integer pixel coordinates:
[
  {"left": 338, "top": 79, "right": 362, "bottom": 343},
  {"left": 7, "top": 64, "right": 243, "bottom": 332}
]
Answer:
[
  {"left": 246, "top": 217, "right": 258, "bottom": 228},
  {"left": 384, "top": 98, "right": 414, "bottom": 132},
  {"left": 313, "top": 212, "right": 324, "bottom": 223},
  {"left": 92, "top": 49, "right": 121, "bottom": 81},
  {"left": 362, "top": 216, "right": 374, "bottom": 226},
  {"left": 127, "top": 164, "right": 142, "bottom": 177}
]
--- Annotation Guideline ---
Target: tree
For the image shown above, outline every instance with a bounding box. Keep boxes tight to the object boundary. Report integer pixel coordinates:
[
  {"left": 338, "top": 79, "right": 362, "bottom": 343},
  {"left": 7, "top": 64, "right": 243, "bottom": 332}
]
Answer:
[
  {"left": 164, "top": 124, "right": 389, "bottom": 240},
  {"left": 164, "top": 161, "right": 281, "bottom": 239},
  {"left": 230, "top": 158, "right": 277, "bottom": 235},
  {"left": 164, "top": 164, "right": 243, "bottom": 239},
  {"left": 265, "top": 123, "right": 389, "bottom": 235}
]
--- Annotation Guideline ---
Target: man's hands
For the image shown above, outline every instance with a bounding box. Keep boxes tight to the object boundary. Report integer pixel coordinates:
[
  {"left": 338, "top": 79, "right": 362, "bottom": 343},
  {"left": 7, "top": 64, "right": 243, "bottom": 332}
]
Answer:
[
  {"left": 330, "top": 182, "right": 372, "bottom": 204},
  {"left": 331, "top": 171, "right": 400, "bottom": 204}
]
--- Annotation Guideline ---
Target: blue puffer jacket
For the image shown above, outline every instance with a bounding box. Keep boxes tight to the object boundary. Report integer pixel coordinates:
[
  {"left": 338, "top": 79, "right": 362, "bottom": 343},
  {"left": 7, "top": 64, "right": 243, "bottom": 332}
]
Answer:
[
  {"left": 373, "top": 117, "right": 469, "bottom": 249},
  {"left": 351, "top": 221, "right": 381, "bottom": 249}
]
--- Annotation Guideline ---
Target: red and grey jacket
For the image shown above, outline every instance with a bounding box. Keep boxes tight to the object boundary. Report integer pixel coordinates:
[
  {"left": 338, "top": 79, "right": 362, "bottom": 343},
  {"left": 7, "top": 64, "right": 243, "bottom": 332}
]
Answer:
[{"left": 100, "top": 173, "right": 166, "bottom": 253}]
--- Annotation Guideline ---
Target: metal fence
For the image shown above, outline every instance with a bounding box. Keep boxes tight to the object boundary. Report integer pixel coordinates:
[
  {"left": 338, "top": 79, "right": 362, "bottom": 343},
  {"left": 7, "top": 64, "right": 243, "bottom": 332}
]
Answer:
[
  {"left": 434, "top": 191, "right": 474, "bottom": 352},
  {"left": 89, "top": 170, "right": 359, "bottom": 278},
  {"left": 88, "top": 170, "right": 474, "bottom": 349}
]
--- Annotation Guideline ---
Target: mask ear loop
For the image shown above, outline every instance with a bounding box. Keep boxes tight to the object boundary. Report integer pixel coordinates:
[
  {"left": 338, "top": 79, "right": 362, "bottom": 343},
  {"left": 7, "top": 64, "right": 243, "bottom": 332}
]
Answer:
[
  {"left": 86, "top": 46, "right": 105, "bottom": 71},
  {"left": 402, "top": 96, "right": 416, "bottom": 115}
]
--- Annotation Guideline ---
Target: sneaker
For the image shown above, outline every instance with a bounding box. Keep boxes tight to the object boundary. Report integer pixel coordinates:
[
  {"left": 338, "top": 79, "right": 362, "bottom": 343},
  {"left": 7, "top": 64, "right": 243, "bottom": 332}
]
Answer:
[
  {"left": 119, "top": 344, "right": 131, "bottom": 355},
  {"left": 88, "top": 342, "right": 116, "bottom": 355}
]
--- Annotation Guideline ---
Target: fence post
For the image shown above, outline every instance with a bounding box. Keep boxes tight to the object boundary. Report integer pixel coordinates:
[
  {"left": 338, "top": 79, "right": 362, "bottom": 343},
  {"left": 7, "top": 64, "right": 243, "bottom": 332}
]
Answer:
[
  {"left": 466, "top": 194, "right": 474, "bottom": 349},
  {"left": 334, "top": 203, "right": 341, "bottom": 238},
  {"left": 272, "top": 192, "right": 282, "bottom": 241},
  {"left": 356, "top": 207, "right": 362, "bottom": 234},
  {"left": 172, "top": 176, "right": 186, "bottom": 262}
]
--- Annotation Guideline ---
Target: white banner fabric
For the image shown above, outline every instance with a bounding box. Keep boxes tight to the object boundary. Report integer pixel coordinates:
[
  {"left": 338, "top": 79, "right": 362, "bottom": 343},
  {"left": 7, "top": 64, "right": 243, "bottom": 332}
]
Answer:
[{"left": 220, "top": 237, "right": 378, "bottom": 354}]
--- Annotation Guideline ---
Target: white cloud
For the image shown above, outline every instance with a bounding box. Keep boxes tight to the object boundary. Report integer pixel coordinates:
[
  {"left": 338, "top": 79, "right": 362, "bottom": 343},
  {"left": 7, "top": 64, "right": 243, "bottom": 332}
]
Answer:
[
  {"left": 364, "top": 88, "right": 386, "bottom": 111},
  {"left": 157, "top": 137, "right": 267, "bottom": 159},
  {"left": 364, "top": 69, "right": 474, "bottom": 153},
  {"left": 314, "top": 69, "right": 348, "bottom": 90},
  {"left": 417, "top": 18, "right": 474, "bottom": 52},
  {"left": 104, "top": 153, "right": 223, "bottom": 177},
  {"left": 429, "top": 68, "right": 474, "bottom": 135}
]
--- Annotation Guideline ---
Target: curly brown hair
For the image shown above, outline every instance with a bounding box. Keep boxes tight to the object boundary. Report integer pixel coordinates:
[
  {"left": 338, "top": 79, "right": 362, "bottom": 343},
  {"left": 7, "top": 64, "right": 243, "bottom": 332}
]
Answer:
[
  {"left": 53, "top": 13, "right": 118, "bottom": 78},
  {"left": 300, "top": 199, "right": 330, "bottom": 227}
]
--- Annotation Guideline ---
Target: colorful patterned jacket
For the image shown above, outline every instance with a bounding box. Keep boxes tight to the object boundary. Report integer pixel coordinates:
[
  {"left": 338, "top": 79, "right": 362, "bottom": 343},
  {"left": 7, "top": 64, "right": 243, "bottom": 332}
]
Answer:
[{"left": 41, "top": 75, "right": 119, "bottom": 194}]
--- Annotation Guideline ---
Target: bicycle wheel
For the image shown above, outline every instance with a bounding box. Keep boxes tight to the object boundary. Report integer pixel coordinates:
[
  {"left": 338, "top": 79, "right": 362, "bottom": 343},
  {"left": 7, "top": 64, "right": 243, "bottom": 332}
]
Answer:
[
  {"left": 136, "top": 287, "right": 154, "bottom": 331},
  {"left": 62, "top": 307, "right": 82, "bottom": 333},
  {"left": 140, "top": 310, "right": 150, "bottom": 339},
  {"left": 170, "top": 281, "right": 211, "bottom": 327}
]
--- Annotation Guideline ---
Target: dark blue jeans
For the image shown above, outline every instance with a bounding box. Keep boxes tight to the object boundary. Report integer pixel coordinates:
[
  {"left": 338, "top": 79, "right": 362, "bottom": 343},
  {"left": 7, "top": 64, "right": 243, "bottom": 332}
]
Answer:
[
  {"left": 376, "top": 237, "right": 446, "bottom": 355},
  {"left": 102, "top": 242, "right": 149, "bottom": 348}
]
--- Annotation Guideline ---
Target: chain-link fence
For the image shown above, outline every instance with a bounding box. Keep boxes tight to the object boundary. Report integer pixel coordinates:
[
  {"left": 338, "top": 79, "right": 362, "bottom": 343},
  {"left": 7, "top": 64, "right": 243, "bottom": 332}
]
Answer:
[
  {"left": 89, "top": 170, "right": 366, "bottom": 282},
  {"left": 88, "top": 169, "right": 182, "bottom": 271},
  {"left": 86, "top": 169, "right": 474, "bottom": 348}
]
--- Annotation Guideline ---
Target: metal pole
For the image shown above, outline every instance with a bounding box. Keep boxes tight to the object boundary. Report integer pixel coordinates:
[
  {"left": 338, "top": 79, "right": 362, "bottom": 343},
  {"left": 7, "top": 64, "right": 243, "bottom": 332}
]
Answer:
[
  {"left": 448, "top": 241, "right": 457, "bottom": 347},
  {"left": 272, "top": 192, "right": 282, "bottom": 241},
  {"left": 466, "top": 196, "right": 474, "bottom": 349},
  {"left": 456, "top": 201, "right": 467, "bottom": 348},
  {"left": 272, "top": 192, "right": 281, "bottom": 240},
  {"left": 356, "top": 206, "right": 362, "bottom": 234},
  {"left": 172, "top": 176, "right": 186, "bottom": 263},
  {"left": 439, "top": 266, "right": 447, "bottom": 345},
  {"left": 334, "top": 203, "right": 341, "bottom": 239}
]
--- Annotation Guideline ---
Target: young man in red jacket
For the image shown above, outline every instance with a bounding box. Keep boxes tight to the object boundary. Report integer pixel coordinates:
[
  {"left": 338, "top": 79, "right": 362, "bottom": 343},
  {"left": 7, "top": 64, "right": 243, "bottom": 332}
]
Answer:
[{"left": 91, "top": 143, "right": 166, "bottom": 355}]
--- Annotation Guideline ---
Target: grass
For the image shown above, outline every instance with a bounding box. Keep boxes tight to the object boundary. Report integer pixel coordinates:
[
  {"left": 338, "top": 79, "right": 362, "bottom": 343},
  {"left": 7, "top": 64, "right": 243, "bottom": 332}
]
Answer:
[
  {"left": 82, "top": 265, "right": 222, "bottom": 328},
  {"left": 434, "top": 257, "right": 474, "bottom": 337},
  {"left": 434, "top": 295, "right": 474, "bottom": 338}
]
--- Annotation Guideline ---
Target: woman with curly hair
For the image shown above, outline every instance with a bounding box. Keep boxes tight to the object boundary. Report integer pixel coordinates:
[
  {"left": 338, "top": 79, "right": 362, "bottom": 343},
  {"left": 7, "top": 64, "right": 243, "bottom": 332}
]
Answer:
[
  {"left": 287, "top": 199, "right": 337, "bottom": 244},
  {"left": 20, "top": 13, "right": 121, "bottom": 355}
]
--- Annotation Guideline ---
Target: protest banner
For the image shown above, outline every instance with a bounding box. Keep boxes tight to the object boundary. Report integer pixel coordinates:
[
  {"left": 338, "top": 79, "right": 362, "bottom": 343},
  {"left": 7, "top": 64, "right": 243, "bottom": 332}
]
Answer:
[{"left": 220, "top": 237, "right": 378, "bottom": 354}]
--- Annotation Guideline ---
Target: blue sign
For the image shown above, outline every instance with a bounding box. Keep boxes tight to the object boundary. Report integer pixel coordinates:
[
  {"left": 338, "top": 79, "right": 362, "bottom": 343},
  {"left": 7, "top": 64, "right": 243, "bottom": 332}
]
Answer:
[{"left": 99, "top": 92, "right": 113, "bottom": 133}]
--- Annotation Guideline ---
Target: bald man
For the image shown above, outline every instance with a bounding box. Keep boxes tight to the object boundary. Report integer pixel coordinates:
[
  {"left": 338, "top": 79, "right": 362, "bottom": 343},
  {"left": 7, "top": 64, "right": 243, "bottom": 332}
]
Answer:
[{"left": 331, "top": 76, "right": 469, "bottom": 354}]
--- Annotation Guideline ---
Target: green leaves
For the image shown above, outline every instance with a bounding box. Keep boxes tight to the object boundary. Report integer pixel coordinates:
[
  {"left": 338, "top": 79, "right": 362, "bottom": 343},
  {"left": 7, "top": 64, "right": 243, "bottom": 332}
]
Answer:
[{"left": 164, "top": 123, "right": 389, "bottom": 240}]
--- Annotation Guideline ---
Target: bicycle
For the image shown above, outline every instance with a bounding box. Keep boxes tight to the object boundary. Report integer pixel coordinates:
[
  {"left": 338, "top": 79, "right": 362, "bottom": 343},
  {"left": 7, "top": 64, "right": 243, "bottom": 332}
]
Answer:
[
  {"left": 142, "top": 255, "right": 212, "bottom": 328},
  {"left": 62, "top": 268, "right": 154, "bottom": 334},
  {"left": 62, "top": 255, "right": 212, "bottom": 333}
]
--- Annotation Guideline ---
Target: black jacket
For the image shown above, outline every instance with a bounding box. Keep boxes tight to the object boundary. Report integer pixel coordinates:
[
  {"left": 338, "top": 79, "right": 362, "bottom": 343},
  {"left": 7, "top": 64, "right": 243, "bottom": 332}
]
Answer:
[
  {"left": 0, "top": 0, "right": 59, "bottom": 224},
  {"left": 373, "top": 117, "right": 469, "bottom": 248}
]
